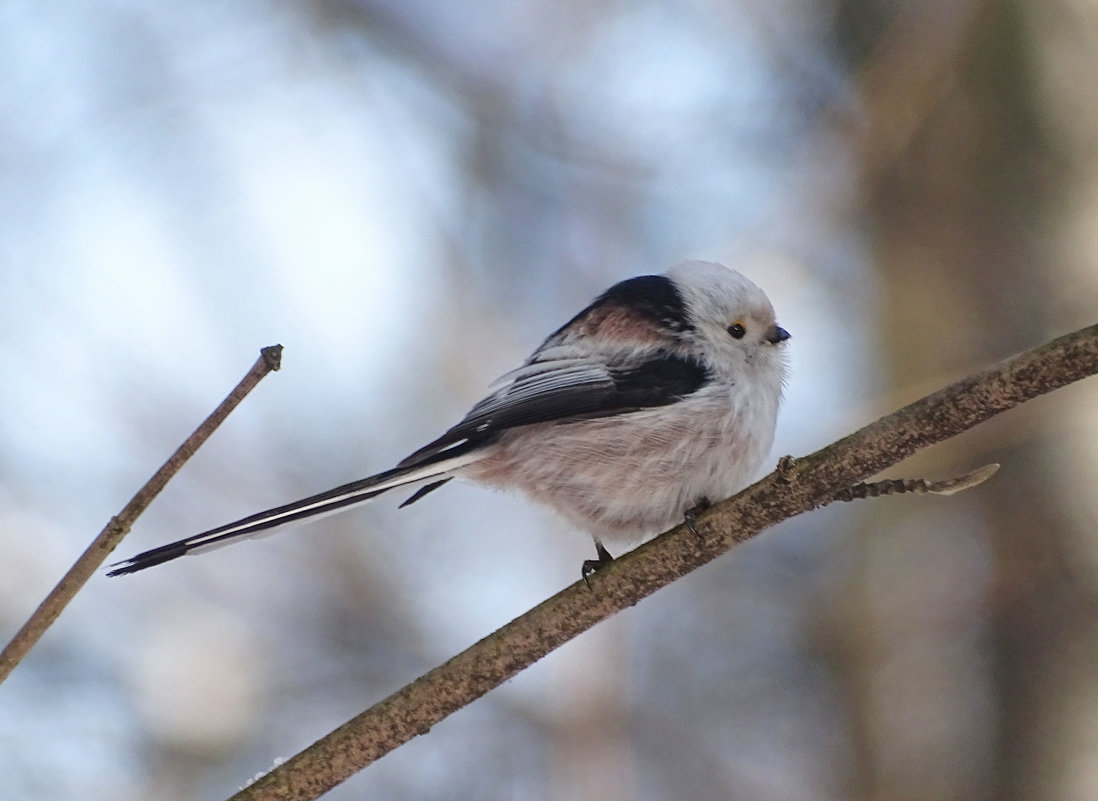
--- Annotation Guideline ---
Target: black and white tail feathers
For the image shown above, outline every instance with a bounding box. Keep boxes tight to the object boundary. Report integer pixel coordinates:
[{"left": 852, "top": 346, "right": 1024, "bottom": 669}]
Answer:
[{"left": 105, "top": 453, "right": 474, "bottom": 576}]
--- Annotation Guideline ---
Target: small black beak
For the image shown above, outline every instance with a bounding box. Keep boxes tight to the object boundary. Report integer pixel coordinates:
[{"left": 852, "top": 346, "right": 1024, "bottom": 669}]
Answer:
[{"left": 766, "top": 325, "right": 791, "bottom": 345}]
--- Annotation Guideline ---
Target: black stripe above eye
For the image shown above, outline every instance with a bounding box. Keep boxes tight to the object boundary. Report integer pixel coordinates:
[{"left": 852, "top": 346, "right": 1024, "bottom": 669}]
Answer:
[{"left": 593, "top": 274, "right": 693, "bottom": 333}]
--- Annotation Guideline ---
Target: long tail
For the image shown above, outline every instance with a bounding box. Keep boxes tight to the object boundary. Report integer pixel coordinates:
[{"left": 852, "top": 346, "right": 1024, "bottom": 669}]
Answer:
[{"left": 107, "top": 454, "right": 475, "bottom": 576}]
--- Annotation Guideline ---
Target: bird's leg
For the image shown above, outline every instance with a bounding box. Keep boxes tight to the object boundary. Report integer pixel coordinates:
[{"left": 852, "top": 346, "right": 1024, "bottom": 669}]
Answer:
[
  {"left": 581, "top": 541, "right": 615, "bottom": 587},
  {"left": 683, "top": 497, "right": 712, "bottom": 538}
]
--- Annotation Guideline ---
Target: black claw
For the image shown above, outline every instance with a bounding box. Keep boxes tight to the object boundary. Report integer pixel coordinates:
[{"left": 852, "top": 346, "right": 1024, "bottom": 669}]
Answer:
[
  {"left": 683, "top": 497, "right": 712, "bottom": 538},
  {"left": 581, "top": 542, "right": 614, "bottom": 587},
  {"left": 684, "top": 513, "right": 699, "bottom": 538}
]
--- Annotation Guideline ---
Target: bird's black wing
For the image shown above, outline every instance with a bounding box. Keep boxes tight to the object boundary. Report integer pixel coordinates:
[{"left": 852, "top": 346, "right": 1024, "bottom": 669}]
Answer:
[{"left": 397, "top": 349, "right": 710, "bottom": 469}]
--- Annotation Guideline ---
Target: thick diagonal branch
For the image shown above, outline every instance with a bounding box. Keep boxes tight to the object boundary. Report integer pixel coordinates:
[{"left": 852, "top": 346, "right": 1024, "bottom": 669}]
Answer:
[{"left": 231, "top": 324, "right": 1098, "bottom": 801}]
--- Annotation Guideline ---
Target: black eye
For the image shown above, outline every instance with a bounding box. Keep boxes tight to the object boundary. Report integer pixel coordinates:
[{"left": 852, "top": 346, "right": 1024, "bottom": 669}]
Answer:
[{"left": 727, "top": 322, "right": 746, "bottom": 339}]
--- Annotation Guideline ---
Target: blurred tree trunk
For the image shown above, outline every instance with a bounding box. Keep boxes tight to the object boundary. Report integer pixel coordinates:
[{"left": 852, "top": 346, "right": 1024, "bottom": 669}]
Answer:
[{"left": 825, "top": 1, "right": 1097, "bottom": 800}]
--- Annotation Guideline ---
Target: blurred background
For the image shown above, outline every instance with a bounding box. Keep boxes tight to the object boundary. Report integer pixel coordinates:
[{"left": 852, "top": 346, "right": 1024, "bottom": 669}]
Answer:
[{"left": 2, "top": 1, "right": 1098, "bottom": 799}]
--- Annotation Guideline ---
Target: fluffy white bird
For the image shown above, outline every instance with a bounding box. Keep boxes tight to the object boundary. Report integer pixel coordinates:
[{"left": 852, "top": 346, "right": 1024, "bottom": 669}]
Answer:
[{"left": 109, "top": 261, "right": 789, "bottom": 578}]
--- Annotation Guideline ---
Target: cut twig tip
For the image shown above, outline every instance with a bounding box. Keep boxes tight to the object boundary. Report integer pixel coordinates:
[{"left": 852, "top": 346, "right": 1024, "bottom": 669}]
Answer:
[{"left": 261, "top": 344, "right": 284, "bottom": 371}]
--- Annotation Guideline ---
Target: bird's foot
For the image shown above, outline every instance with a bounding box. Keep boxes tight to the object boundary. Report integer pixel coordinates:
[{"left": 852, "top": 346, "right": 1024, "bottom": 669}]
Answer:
[{"left": 581, "top": 541, "right": 615, "bottom": 587}]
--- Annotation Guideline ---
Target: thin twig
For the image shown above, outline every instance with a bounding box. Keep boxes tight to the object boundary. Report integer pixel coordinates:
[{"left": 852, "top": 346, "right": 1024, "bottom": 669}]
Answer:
[
  {"left": 0, "top": 345, "right": 283, "bottom": 685},
  {"left": 231, "top": 324, "right": 1098, "bottom": 801}
]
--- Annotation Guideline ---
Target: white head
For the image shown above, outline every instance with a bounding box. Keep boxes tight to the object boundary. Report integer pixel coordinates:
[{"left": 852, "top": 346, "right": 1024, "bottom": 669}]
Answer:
[{"left": 664, "top": 260, "right": 789, "bottom": 384}]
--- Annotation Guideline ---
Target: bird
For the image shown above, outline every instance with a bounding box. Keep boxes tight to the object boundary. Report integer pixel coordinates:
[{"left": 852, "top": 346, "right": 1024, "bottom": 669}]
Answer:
[{"left": 108, "top": 261, "right": 790, "bottom": 579}]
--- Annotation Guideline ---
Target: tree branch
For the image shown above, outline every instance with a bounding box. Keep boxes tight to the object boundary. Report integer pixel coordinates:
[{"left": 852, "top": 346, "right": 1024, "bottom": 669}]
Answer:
[
  {"left": 0, "top": 345, "right": 283, "bottom": 685},
  {"left": 229, "top": 323, "right": 1098, "bottom": 801}
]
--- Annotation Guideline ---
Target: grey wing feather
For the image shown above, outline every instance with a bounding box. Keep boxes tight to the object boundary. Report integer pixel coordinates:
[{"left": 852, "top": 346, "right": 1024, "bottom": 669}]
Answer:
[
  {"left": 397, "top": 356, "right": 617, "bottom": 468},
  {"left": 398, "top": 346, "right": 708, "bottom": 469}
]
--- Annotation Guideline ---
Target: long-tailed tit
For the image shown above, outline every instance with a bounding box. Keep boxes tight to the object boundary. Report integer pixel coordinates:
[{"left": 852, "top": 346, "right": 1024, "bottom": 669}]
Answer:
[{"left": 109, "top": 261, "right": 790, "bottom": 578}]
